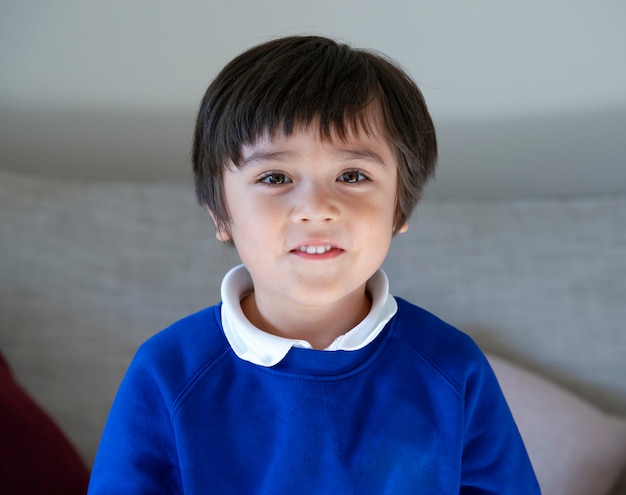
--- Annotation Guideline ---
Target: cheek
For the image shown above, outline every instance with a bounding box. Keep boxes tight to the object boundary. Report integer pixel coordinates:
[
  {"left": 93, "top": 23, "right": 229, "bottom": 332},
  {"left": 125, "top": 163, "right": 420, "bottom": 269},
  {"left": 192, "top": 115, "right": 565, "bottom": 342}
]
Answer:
[
  {"left": 349, "top": 206, "right": 396, "bottom": 251},
  {"left": 228, "top": 204, "right": 278, "bottom": 247},
  {"left": 354, "top": 191, "right": 397, "bottom": 225}
]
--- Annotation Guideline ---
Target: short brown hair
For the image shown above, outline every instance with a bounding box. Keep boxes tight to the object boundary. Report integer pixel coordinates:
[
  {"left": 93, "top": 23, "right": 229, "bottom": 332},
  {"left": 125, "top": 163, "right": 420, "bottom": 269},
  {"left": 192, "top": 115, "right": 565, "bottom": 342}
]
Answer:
[{"left": 192, "top": 35, "right": 437, "bottom": 234}]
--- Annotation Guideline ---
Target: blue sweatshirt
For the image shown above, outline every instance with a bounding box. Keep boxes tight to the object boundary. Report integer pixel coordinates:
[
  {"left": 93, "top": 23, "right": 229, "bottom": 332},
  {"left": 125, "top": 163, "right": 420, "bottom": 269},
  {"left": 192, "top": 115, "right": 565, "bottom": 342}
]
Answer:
[{"left": 89, "top": 298, "right": 540, "bottom": 494}]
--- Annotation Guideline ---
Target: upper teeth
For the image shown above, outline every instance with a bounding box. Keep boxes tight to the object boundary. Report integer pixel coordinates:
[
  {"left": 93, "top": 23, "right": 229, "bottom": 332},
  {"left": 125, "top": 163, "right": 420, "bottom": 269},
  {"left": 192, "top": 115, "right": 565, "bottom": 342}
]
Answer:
[{"left": 298, "top": 245, "right": 332, "bottom": 254}]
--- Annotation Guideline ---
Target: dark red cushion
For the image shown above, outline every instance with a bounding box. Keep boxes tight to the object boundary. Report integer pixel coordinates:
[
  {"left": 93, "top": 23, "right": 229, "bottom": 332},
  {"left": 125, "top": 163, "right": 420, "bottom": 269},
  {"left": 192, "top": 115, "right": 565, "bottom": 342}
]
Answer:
[{"left": 0, "top": 351, "right": 90, "bottom": 494}]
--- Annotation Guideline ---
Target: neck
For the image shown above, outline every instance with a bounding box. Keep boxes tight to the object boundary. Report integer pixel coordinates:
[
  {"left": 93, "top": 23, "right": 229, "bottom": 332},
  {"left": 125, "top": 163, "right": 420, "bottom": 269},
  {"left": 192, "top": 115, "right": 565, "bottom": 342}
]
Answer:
[{"left": 241, "top": 289, "right": 372, "bottom": 350}]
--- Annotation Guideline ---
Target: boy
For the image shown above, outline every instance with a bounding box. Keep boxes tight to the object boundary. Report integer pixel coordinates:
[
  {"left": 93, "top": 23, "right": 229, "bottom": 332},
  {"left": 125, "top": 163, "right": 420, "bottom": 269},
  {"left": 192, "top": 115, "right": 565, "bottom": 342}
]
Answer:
[{"left": 89, "top": 36, "right": 540, "bottom": 494}]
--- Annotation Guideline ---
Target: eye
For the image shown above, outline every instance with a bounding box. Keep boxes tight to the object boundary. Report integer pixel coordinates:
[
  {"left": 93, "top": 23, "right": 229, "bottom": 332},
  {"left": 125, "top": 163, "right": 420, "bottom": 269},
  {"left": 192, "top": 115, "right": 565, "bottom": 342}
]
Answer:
[
  {"left": 258, "top": 172, "right": 291, "bottom": 185},
  {"left": 338, "top": 169, "right": 368, "bottom": 183}
]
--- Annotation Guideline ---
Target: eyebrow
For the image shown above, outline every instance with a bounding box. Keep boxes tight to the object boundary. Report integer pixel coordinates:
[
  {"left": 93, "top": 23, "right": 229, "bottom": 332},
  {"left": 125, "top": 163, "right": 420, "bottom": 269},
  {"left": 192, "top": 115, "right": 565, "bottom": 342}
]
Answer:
[
  {"left": 334, "top": 149, "right": 387, "bottom": 167},
  {"left": 239, "top": 147, "right": 388, "bottom": 168},
  {"left": 240, "top": 150, "right": 294, "bottom": 167}
]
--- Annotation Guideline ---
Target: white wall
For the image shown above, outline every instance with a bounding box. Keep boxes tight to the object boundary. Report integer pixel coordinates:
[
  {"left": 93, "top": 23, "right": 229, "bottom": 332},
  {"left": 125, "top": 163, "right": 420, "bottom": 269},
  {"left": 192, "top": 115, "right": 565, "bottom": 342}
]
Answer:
[{"left": 1, "top": 1, "right": 625, "bottom": 198}]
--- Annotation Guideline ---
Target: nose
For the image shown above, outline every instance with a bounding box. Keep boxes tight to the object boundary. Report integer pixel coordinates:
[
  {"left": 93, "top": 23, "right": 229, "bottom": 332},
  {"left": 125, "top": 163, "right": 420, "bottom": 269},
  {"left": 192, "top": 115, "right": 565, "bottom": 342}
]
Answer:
[{"left": 290, "top": 181, "right": 339, "bottom": 223}]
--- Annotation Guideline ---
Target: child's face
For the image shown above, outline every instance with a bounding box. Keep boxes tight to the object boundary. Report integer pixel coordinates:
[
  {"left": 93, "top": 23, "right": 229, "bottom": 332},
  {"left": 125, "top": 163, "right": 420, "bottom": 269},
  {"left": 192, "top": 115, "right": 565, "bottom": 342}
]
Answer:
[{"left": 214, "top": 116, "right": 405, "bottom": 334}]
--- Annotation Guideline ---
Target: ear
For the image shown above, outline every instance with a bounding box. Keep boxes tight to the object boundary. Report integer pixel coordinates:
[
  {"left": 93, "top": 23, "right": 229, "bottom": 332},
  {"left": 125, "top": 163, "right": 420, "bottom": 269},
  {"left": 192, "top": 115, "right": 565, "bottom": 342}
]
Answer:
[
  {"left": 207, "top": 208, "right": 231, "bottom": 242},
  {"left": 397, "top": 222, "right": 409, "bottom": 234}
]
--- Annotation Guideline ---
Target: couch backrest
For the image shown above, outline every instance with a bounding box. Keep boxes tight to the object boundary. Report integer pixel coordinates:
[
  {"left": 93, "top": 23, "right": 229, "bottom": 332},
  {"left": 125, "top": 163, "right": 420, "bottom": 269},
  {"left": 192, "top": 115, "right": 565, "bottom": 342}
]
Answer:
[{"left": 1, "top": 170, "right": 625, "bottom": 466}]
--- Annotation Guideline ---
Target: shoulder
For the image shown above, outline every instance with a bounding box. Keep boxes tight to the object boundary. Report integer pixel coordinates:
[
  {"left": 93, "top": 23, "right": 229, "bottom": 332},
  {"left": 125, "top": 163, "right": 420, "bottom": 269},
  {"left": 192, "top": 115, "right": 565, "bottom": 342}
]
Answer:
[
  {"left": 125, "top": 304, "right": 232, "bottom": 407},
  {"left": 385, "top": 299, "right": 540, "bottom": 491},
  {"left": 140, "top": 303, "right": 227, "bottom": 356},
  {"left": 90, "top": 305, "right": 230, "bottom": 491},
  {"left": 388, "top": 297, "right": 494, "bottom": 397},
  {"left": 390, "top": 297, "right": 482, "bottom": 361}
]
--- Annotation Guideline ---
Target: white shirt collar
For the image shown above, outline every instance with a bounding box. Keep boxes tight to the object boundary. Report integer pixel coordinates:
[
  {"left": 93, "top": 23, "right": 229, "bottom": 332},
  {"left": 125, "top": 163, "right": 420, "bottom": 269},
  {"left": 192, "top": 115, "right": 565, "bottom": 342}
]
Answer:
[{"left": 220, "top": 265, "right": 397, "bottom": 367}]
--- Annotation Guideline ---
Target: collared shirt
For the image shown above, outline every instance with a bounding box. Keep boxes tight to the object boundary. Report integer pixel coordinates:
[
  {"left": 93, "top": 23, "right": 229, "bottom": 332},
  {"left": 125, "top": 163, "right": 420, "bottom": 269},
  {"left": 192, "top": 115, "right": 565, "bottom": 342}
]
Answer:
[{"left": 220, "top": 265, "right": 398, "bottom": 367}]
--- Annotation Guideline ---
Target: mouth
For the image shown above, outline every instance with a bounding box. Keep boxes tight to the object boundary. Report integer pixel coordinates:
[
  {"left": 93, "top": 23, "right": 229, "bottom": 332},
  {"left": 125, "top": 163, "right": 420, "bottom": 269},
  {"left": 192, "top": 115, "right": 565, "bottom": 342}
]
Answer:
[
  {"left": 290, "top": 242, "right": 343, "bottom": 259},
  {"left": 295, "top": 244, "right": 334, "bottom": 255}
]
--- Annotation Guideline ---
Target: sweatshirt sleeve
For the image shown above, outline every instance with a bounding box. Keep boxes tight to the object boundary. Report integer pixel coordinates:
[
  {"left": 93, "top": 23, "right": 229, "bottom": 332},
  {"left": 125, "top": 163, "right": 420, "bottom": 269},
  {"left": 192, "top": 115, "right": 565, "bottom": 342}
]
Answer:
[
  {"left": 460, "top": 353, "right": 541, "bottom": 494},
  {"left": 88, "top": 345, "right": 183, "bottom": 494}
]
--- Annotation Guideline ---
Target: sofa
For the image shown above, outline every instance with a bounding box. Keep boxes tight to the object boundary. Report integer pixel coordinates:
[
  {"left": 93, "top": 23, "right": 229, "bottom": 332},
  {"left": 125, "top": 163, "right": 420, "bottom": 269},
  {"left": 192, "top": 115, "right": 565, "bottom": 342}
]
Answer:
[{"left": 1, "top": 169, "right": 625, "bottom": 494}]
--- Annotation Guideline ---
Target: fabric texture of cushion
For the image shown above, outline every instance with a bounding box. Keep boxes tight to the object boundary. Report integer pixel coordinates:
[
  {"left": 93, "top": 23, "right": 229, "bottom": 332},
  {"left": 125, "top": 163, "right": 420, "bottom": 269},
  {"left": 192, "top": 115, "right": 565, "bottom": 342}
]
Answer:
[{"left": 487, "top": 353, "right": 626, "bottom": 495}]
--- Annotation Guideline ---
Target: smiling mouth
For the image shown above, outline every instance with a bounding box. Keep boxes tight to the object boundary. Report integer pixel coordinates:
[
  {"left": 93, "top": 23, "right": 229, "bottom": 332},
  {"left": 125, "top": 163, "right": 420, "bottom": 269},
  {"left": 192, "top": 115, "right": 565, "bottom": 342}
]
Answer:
[{"left": 295, "top": 244, "right": 334, "bottom": 255}]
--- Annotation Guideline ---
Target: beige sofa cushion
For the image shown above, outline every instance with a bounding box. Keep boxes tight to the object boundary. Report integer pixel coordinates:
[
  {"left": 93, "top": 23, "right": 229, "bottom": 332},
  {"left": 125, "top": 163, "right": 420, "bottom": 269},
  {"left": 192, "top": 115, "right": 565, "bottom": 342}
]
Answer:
[{"left": 488, "top": 354, "right": 626, "bottom": 495}]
